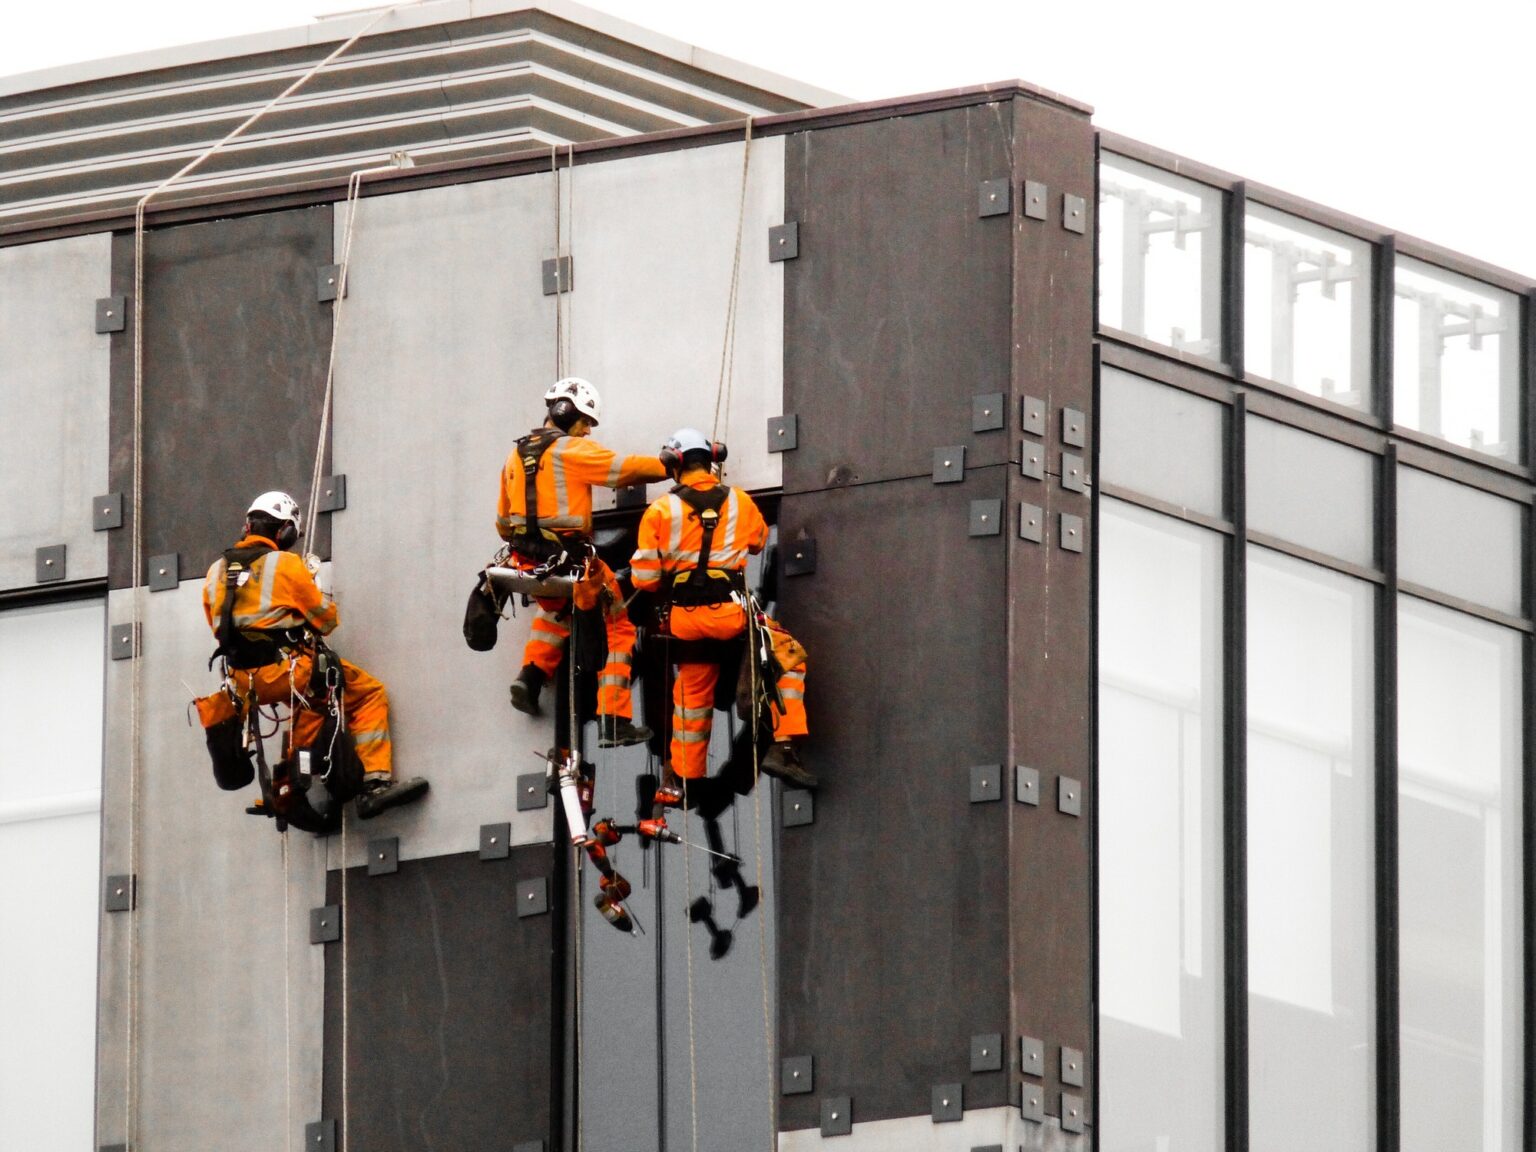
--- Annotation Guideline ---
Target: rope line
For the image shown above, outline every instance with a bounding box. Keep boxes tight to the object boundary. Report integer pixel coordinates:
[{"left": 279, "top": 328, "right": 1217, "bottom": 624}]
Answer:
[
  {"left": 681, "top": 774, "right": 700, "bottom": 1152},
  {"left": 748, "top": 609, "right": 776, "bottom": 1147},
  {"left": 710, "top": 118, "right": 755, "bottom": 457}
]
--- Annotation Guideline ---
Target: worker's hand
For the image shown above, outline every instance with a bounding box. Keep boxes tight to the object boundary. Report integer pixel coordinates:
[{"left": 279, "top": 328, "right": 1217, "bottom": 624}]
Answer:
[
  {"left": 303, "top": 553, "right": 322, "bottom": 577},
  {"left": 659, "top": 446, "right": 681, "bottom": 476}
]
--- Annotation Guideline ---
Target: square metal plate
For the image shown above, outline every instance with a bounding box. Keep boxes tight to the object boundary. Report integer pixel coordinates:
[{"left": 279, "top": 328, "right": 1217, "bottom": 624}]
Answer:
[
  {"left": 109, "top": 624, "right": 139, "bottom": 661},
  {"left": 1061, "top": 1045, "right": 1085, "bottom": 1087},
  {"left": 1020, "top": 441, "right": 1045, "bottom": 481},
  {"left": 972, "top": 392, "right": 1005, "bottom": 432},
  {"left": 310, "top": 905, "right": 340, "bottom": 944},
  {"left": 978, "top": 178, "right": 1011, "bottom": 217},
  {"left": 1059, "top": 513, "right": 1084, "bottom": 553},
  {"left": 1061, "top": 407, "right": 1086, "bottom": 447},
  {"left": 1020, "top": 1035, "right": 1045, "bottom": 1077},
  {"left": 95, "top": 296, "right": 126, "bottom": 334},
  {"left": 968, "top": 764, "right": 1001, "bottom": 803},
  {"left": 479, "top": 823, "right": 511, "bottom": 861},
  {"left": 317, "top": 265, "right": 344, "bottom": 303},
  {"left": 783, "top": 539, "right": 817, "bottom": 577},
  {"left": 94, "top": 492, "right": 124, "bottom": 531},
  {"left": 768, "top": 414, "right": 798, "bottom": 452},
  {"left": 1061, "top": 1092, "right": 1086, "bottom": 1133},
  {"left": 516, "top": 771, "right": 548, "bottom": 811},
  {"left": 367, "top": 837, "right": 399, "bottom": 876},
  {"left": 542, "top": 255, "right": 573, "bottom": 295},
  {"left": 932, "top": 1083, "right": 963, "bottom": 1123},
  {"left": 968, "top": 499, "right": 1002, "bottom": 537},
  {"left": 1020, "top": 1081, "right": 1045, "bottom": 1122},
  {"left": 1022, "top": 180, "right": 1048, "bottom": 221},
  {"left": 1058, "top": 777, "right": 1082, "bottom": 817},
  {"left": 318, "top": 475, "right": 347, "bottom": 513},
  {"left": 1062, "top": 194, "right": 1088, "bottom": 235},
  {"left": 769, "top": 222, "right": 799, "bottom": 262},
  {"left": 147, "top": 553, "right": 179, "bottom": 592},
  {"left": 1021, "top": 395, "right": 1046, "bottom": 436},
  {"left": 820, "top": 1096, "right": 851, "bottom": 1137},
  {"left": 970, "top": 1032, "right": 1003, "bottom": 1072},
  {"left": 933, "top": 446, "right": 965, "bottom": 484},
  {"left": 35, "top": 544, "right": 65, "bottom": 583},
  {"left": 1015, "top": 765, "right": 1040, "bottom": 805},
  {"left": 782, "top": 789, "right": 814, "bottom": 827},
  {"left": 1018, "top": 503, "right": 1043, "bottom": 544},
  {"left": 517, "top": 877, "right": 548, "bottom": 918},
  {"left": 305, "top": 1119, "right": 337, "bottom": 1152},
  {"left": 105, "top": 874, "right": 135, "bottom": 913},
  {"left": 782, "top": 1054, "right": 813, "bottom": 1095},
  {"left": 1061, "top": 452, "right": 1086, "bottom": 493}
]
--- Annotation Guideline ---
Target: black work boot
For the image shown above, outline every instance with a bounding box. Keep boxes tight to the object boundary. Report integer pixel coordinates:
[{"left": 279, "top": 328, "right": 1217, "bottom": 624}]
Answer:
[
  {"left": 356, "top": 776, "right": 430, "bottom": 820},
  {"left": 597, "top": 716, "right": 652, "bottom": 748},
  {"left": 760, "top": 742, "right": 817, "bottom": 789},
  {"left": 509, "top": 664, "right": 546, "bottom": 716}
]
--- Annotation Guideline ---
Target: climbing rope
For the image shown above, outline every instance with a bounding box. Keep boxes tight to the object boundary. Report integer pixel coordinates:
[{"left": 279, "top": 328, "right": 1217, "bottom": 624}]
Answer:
[
  {"left": 747, "top": 607, "right": 775, "bottom": 1148},
  {"left": 681, "top": 774, "right": 700, "bottom": 1152},
  {"left": 281, "top": 833, "right": 294, "bottom": 1152},
  {"left": 710, "top": 119, "right": 755, "bottom": 456}
]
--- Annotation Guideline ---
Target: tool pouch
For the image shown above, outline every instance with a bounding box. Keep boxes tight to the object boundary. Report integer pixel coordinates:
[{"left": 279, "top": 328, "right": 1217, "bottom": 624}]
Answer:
[
  {"left": 205, "top": 716, "right": 255, "bottom": 791},
  {"left": 463, "top": 575, "right": 501, "bottom": 651}
]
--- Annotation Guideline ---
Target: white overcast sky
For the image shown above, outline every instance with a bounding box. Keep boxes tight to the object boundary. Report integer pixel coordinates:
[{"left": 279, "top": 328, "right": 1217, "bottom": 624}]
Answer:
[{"left": 5, "top": 0, "right": 1534, "bottom": 279}]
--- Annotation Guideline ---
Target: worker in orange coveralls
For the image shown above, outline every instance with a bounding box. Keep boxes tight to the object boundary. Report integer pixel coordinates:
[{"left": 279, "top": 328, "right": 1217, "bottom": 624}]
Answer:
[
  {"left": 193, "top": 491, "right": 427, "bottom": 820},
  {"left": 496, "top": 376, "right": 669, "bottom": 747},
  {"left": 630, "top": 428, "right": 816, "bottom": 793}
]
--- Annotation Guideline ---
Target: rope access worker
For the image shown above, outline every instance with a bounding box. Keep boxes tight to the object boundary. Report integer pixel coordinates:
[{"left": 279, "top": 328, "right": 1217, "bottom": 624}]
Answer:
[
  {"left": 192, "top": 492, "right": 428, "bottom": 820},
  {"left": 631, "top": 428, "right": 817, "bottom": 794},
  {"left": 496, "top": 376, "right": 669, "bottom": 747}
]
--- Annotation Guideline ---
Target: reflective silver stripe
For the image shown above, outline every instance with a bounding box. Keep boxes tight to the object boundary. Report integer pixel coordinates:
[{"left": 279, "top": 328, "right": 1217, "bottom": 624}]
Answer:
[
  {"left": 631, "top": 549, "right": 661, "bottom": 561},
  {"left": 501, "top": 513, "right": 586, "bottom": 529},
  {"left": 605, "top": 456, "right": 624, "bottom": 486},
  {"left": 713, "top": 549, "right": 748, "bottom": 569},
  {"left": 352, "top": 730, "right": 391, "bottom": 745},
  {"left": 667, "top": 494, "right": 684, "bottom": 557},
  {"left": 779, "top": 688, "right": 804, "bottom": 701},
  {"left": 551, "top": 438, "right": 572, "bottom": 520},
  {"left": 605, "top": 651, "right": 632, "bottom": 667},
  {"left": 675, "top": 705, "right": 713, "bottom": 721},
  {"left": 599, "top": 674, "right": 628, "bottom": 688},
  {"left": 674, "top": 729, "right": 710, "bottom": 744},
  {"left": 231, "top": 610, "right": 302, "bottom": 629},
  {"left": 722, "top": 488, "right": 739, "bottom": 560},
  {"left": 258, "top": 552, "right": 280, "bottom": 614},
  {"left": 781, "top": 670, "right": 806, "bottom": 683}
]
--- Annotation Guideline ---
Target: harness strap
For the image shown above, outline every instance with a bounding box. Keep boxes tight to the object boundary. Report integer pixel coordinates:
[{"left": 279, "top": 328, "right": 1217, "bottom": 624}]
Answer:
[
  {"left": 517, "top": 427, "right": 563, "bottom": 539},
  {"left": 212, "top": 544, "right": 286, "bottom": 670},
  {"left": 670, "top": 485, "right": 743, "bottom": 606}
]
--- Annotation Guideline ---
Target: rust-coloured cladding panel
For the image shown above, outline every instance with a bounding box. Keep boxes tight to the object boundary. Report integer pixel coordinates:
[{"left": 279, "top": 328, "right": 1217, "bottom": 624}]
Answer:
[
  {"left": 1006, "top": 95, "right": 1097, "bottom": 1111},
  {"left": 776, "top": 468, "right": 1011, "bottom": 1129},
  {"left": 107, "top": 206, "right": 332, "bottom": 589},
  {"left": 781, "top": 104, "right": 1014, "bottom": 495},
  {"left": 321, "top": 848, "right": 557, "bottom": 1150}
]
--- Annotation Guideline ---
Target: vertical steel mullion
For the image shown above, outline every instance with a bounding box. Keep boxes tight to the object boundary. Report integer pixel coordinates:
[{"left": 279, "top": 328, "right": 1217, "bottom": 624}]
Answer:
[
  {"left": 1524, "top": 288, "right": 1535, "bottom": 1152},
  {"left": 1089, "top": 340, "right": 1103, "bottom": 1152},
  {"left": 1225, "top": 183, "right": 1246, "bottom": 380},
  {"left": 1375, "top": 237, "right": 1396, "bottom": 430},
  {"left": 1377, "top": 444, "right": 1400, "bottom": 1152},
  {"left": 1225, "top": 390, "right": 1249, "bottom": 1152}
]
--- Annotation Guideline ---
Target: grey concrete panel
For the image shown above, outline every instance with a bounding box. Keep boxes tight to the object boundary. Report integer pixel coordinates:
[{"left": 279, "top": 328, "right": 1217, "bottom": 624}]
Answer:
[
  {"left": 0, "top": 233, "right": 110, "bottom": 591},
  {"left": 552, "top": 136, "right": 785, "bottom": 505},
  {"left": 777, "top": 1106, "right": 1086, "bottom": 1151},
  {"left": 326, "top": 177, "right": 559, "bottom": 870},
  {"left": 96, "top": 583, "right": 327, "bottom": 1151}
]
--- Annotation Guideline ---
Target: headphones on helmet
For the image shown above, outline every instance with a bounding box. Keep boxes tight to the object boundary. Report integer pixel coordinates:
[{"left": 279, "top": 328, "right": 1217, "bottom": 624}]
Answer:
[
  {"left": 660, "top": 439, "right": 729, "bottom": 477},
  {"left": 548, "top": 397, "right": 580, "bottom": 431}
]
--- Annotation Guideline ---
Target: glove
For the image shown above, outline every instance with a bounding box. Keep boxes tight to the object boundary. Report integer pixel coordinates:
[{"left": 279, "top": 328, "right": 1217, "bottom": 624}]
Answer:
[
  {"left": 659, "top": 447, "right": 681, "bottom": 476},
  {"left": 303, "top": 553, "right": 323, "bottom": 577}
]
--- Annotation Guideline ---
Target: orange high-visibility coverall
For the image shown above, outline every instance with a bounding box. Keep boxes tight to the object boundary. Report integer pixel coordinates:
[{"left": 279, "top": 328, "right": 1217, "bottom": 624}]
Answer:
[
  {"left": 631, "top": 477, "right": 808, "bottom": 779},
  {"left": 192, "top": 535, "right": 394, "bottom": 781},
  {"left": 497, "top": 431, "right": 667, "bottom": 718}
]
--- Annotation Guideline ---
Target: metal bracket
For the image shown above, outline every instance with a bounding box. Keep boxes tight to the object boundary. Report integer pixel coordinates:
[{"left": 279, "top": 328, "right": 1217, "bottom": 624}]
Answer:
[
  {"left": 968, "top": 764, "right": 1001, "bottom": 803},
  {"left": 542, "top": 256, "right": 573, "bottom": 295},
  {"left": 1061, "top": 453, "right": 1087, "bottom": 494},
  {"left": 1062, "top": 194, "right": 1087, "bottom": 235},
  {"left": 1061, "top": 1093, "right": 1086, "bottom": 1133},
  {"left": 1020, "top": 441, "right": 1044, "bottom": 481},
  {"left": 147, "top": 553, "right": 179, "bottom": 592},
  {"left": 1018, "top": 503, "right": 1043, "bottom": 544},
  {"left": 933, "top": 446, "right": 965, "bottom": 484},
  {"left": 1059, "top": 513, "right": 1084, "bottom": 553},
  {"left": 305, "top": 1119, "right": 337, "bottom": 1152},
  {"left": 1022, "top": 180, "right": 1048, "bottom": 221},
  {"left": 978, "top": 178, "right": 1011, "bottom": 218},
  {"left": 782, "top": 1054, "right": 813, "bottom": 1095},
  {"left": 768, "top": 414, "right": 799, "bottom": 452},
  {"left": 1015, "top": 765, "right": 1040, "bottom": 805},
  {"left": 1061, "top": 1046, "right": 1085, "bottom": 1087},
  {"left": 769, "top": 222, "right": 799, "bottom": 262},
  {"left": 94, "top": 493, "right": 124, "bottom": 531},
  {"left": 1020, "top": 1081, "right": 1045, "bottom": 1122},
  {"left": 1020, "top": 1035, "right": 1045, "bottom": 1077},
  {"left": 783, "top": 539, "right": 817, "bottom": 577},
  {"left": 109, "top": 623, "right": 139, "bottom": 661},
  {"left": 95, "top": 296, "right": 126, "bottom": 334},
  {"left": 782, "top": 789, "right": 814, "bottom": 827},
  {"left": 105, "top": 874, "right": 135, "bottom": 913},
  {"left": 517, "top": 877, "right": 548, "bottom": 917},
  {"left": 35, "top": 545, "right": 65, "bottom": 584},
  {"left": 932, "top": 1083, "right": 963, "bottom": 1123},
  {"left": 1058, "top": 777, "right": 1082, "bottom": 817},
  {"left": 820, "top": 1096, "right": 851, "bottom": 1137},
  {"left": 968, "top": 499, "right": 1001, "bottom": 537},
  {"left": 367, "top": 837, "right": 399, "bottom": 876},
  {"left": 310, "top": 905, "right": 340, "bottom": 944},
  {"left": 317, "top": 265, "right": 344, "bottom": 303},
  {"left": 1021, "top": 395, "right": 1046, "bottom": 437},
  {"left": 318, "top": 475, "right": 347, "bottom": 513},
  {"left": 480, "top": 823, "right": 511, "bottom": 861},
  {"left": 970, "top": 1032, "right": 1003, "bottom": 1072},
  {"left": 515, "top": 772, "right": 549, "bottom": 811},
  {"left": 972, "top": 393, "right": 1005, "bottom": 433},
  {"left": 1061, "top": 407, "right": 1086, "bottom": 447}
]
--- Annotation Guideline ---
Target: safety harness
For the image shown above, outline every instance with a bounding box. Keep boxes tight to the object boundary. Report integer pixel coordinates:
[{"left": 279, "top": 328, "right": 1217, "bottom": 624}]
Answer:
[
  {"left": 210, "top": 543, "right": 300, "bottom": 670},
  {"left": 668, "top": 484, "right": 746, "bottom": 607},
  {"left": 509, "top": 427, "right": 568, "bottom": 563}
]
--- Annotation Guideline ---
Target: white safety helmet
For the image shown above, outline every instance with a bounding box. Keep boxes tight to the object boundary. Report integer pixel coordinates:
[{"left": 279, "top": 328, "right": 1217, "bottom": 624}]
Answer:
[
  {"left": 247, "top": 491, "right": 300, "bottom": 526},
  {"left": 544, "top": 376, "right": 602, "bottom": 426},
  {"left": 665, "top": 427, "right": 712, "bottom": 456}
]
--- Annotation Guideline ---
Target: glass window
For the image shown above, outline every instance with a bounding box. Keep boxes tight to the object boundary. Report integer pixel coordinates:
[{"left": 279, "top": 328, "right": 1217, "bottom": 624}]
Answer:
[
  {"left": 1394, "top": 257, "right": 1522, "bottom": 462},
  {"left": 0, "top": 599, "right": 103, "bottom": 1151},
  {"left": 1398, "top": 598, "right": 1522, "bottom": 1152},
  {"left": 1101, "top": 366, "right": 1225, "bottom": 518},
  {"left": 1099, "top": 499, "right": 1225, "bottom": 1149},
  {"left": 1247, "top": 550, "right": 1374, "bottom": 1151},
  {"left": 1397, "top": 466, "right": 1523, "bottom": 617},
  {"left": 1100, "top": 154, "right": 1226, "bottom": 361},
  {"left": 1246, "top": 415, "right": 1375, "bottom": 567},
  {"left": 1244, "top": 205, "right": 1373, "bottom": 409}
]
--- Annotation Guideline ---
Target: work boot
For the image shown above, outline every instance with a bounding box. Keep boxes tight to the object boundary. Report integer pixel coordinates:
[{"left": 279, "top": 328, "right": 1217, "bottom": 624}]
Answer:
[
  {"left": 597, "top": 716, "right": 652, "bottom": 748},
  {"left": 509, "top": 664, "right": 546, "bottom": 716},
  {"left": 760, "top": 742, "right": 817, "bottom": 789},
  {"left": 355, "top": 776, "right": 430, "bottom": 820}
]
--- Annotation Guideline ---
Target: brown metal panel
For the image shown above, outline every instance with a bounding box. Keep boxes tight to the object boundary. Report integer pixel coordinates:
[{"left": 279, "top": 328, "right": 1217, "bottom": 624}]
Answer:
[
  {"left": 1007, "top": 94, "right": 1097, "bottom": 1114},
  {"left": 781, "top": 104, "right": 1014, "bottom": 495},
  {"left": 107, "top": 206, "right": 333, "bottom": 589},
  {"left": 776, "top": 468, "right": 1011, "bottom": 1129},
  {"left": 320, "top": 847, "right": 557, "bottom": 1151}
]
